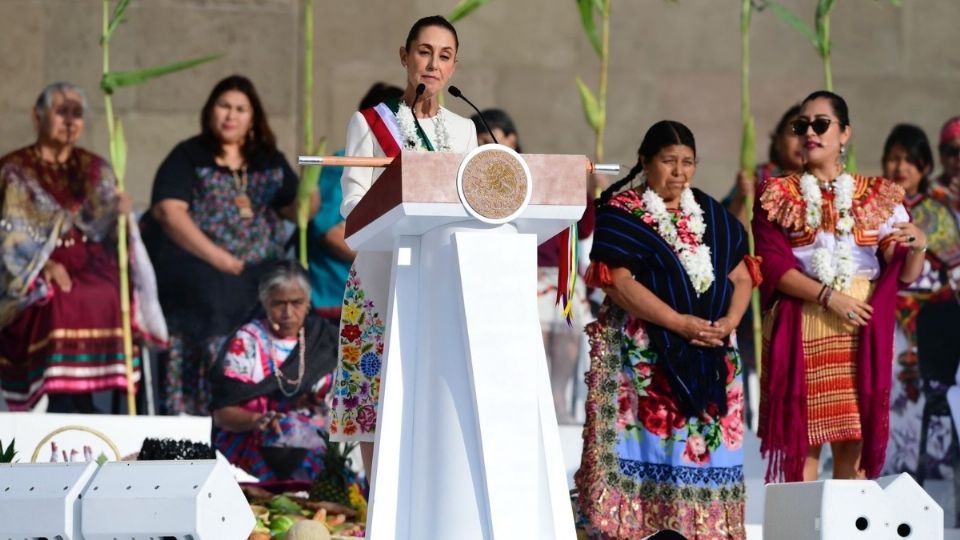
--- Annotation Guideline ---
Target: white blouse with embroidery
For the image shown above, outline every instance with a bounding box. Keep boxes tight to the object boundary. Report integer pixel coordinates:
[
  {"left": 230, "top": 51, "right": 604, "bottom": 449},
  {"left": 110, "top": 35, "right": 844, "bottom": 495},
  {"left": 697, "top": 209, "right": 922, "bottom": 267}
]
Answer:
[{"left": 791, "top": 204, "right": 910, "bottom": 281}]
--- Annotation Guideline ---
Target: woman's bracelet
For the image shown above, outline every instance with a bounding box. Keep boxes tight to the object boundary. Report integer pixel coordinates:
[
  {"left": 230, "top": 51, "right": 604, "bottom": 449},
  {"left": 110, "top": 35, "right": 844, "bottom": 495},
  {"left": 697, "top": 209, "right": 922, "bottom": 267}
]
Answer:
[
  {"left": 910, "top": 243, "right": 928, "bottom": 254},
  {"left": 818, "top": 285, "right": 833, "bottom": 309}
]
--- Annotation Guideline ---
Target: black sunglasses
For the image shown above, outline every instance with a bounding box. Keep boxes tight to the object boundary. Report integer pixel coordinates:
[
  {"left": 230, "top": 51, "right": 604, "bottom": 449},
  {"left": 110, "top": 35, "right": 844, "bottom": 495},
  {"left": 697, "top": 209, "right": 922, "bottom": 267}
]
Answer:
[
  {"left": 791, "top": 118, "right": 833, "bottom": 136},
  {"left": 942, "top": 146, "right": 960, "bottom": 159}
]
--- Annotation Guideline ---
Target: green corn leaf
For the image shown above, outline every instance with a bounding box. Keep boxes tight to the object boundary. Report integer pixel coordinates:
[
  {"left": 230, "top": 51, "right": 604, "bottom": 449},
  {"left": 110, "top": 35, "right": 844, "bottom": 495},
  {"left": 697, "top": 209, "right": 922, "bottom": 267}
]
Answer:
[
  {"left": 887, "top": 0, "right": 903, "bottom": 6},
  {"left": 448, "top": 0, "right": 491, "bottom": 23},
  {"left": 592, "top": 0, "right": 603, "bottom": 12},
  {"left": 112, "top": 117, "right": 128, "bottom": 186},
  {"left": 815, "top": 0, "right": 836, "bottom": 57},
  {"left": 0, "top": 438, "right": 17, "bottom": 463},
  {"left": 766, "top": 1, "right": 817, "bottom": 49},
  {"left": 298, "top": 139, "right": 325, "bottom": 268},
  {"left": 575, "top": 76, "right": 602, "bottom": 132},
  {"left": 577, "top": 0, "right": 602, "bottom": 57},
  {"left": 103, "top": 0, "right": 132, "bottom": 43},
  {"left": 101, "top": 54, "right": 221, "bottom": 94}
]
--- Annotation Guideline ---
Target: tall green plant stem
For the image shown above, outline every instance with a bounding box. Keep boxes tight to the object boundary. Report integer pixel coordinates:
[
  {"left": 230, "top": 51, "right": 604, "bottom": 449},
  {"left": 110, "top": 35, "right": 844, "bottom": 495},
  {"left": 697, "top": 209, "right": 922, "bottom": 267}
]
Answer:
[
  {"left": 595, "top": 0, "right": 611, "bottom": 162},
  {"left": 298, "top": 0, "right": 316, "bottom": 269},
  {"left": 740, "top": 0, "right": 763, "bottom": 372},
  {"left": 102, "top": 0, "right": 136, "bottom": 415},
  {"left": 821, "top": 14, "right": 832, "bottom": 90}
]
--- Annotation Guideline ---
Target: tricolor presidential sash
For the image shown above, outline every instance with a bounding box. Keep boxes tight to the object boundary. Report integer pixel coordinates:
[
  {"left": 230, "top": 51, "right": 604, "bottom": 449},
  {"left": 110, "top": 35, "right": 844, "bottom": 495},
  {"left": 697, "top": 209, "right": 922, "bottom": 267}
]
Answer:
[{"left": 359, "top": 100, "right": 434, "bottom": 157}]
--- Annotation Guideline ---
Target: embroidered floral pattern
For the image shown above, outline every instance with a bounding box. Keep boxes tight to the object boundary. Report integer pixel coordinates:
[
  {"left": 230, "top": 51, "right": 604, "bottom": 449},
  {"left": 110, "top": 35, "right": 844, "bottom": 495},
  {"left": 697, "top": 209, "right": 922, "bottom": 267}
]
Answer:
[
  {"left": 190, "top": 165, "right": 288, "bottom": 264},
  {"left": 330, "top": 266, "right": 385, "bottom": 441},
  {"left": 576, "top": 301, "right": 745, "bottom": 539}
]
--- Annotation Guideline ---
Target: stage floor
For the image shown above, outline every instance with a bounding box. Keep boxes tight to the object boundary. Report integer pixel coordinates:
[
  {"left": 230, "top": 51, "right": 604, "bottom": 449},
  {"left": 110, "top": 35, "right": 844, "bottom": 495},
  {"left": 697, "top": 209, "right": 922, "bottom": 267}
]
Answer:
[{"left": 557, "top": 424, "right": 958, "bottom": 538}]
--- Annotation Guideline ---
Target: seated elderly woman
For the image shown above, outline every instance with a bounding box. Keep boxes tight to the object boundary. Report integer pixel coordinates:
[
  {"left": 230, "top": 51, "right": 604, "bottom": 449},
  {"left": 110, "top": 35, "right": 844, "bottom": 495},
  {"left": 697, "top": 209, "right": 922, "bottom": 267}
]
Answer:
[
  {"left": 211, "top": 262, "right": 339, "bottom": 481},
  {"left": 0, "top": 81, "right": 163, "bottom": 413}
]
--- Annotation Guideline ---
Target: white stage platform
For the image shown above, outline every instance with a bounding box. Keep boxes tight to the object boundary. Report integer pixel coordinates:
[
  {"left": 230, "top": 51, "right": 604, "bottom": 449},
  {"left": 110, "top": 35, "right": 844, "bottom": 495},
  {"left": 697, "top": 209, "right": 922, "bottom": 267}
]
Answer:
[{"left": 556, "top": 424, "right": 959, "bottom": 538}]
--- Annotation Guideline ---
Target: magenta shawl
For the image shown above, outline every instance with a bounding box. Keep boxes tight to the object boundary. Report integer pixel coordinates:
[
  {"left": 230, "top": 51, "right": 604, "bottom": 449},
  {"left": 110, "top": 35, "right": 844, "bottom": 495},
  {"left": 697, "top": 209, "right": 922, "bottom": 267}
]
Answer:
[{"left": 753, "top": 186, "right": 907, "bottom": 482}]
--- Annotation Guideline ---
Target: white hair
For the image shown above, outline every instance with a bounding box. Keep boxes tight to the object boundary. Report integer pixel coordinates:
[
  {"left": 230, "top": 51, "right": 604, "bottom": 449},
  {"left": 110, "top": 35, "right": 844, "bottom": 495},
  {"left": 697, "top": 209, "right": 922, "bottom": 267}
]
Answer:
[
  {"left": 257, "top": 262, "right": 312, "bottom": 306},
  {"left": 34, "top": 81, "right": 88, "bottom": 121}
]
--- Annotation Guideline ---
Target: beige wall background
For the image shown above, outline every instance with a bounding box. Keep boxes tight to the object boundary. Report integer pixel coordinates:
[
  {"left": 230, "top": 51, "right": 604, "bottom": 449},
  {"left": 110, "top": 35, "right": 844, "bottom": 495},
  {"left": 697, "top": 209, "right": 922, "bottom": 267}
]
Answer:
[{"left": 0, "top": 0, "right": 957, "bottom": 209}]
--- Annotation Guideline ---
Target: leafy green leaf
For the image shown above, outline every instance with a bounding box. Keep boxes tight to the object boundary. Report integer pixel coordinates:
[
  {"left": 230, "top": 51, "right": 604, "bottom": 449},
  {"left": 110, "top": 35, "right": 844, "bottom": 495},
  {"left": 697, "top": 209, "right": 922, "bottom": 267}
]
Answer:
[
  {"left": 575, "top": 76, "right": 602, "bottom": 132},
  {"left": 577, "top": 0, "right": 603, "bottom": 57},
  {"left": 887, "top": 0, "right": 903, "bottom": 6},
  {"left": 0, "top": 438, "right": 17, "bottom": 463},
  {"left": 447, "top": 0, "right": 491, "bottom": 23},
  {"left": 814, "top": 0, "right": 836, "bottom": 58},
  {"left": 766, "top": 1, "right": 818, "bottom": 49},
  {"left": 112, "top": 117, "right": 128, "bottom": 186},
  {"left": 101, "top": 54, "right": 221, "bottom": 94},
  {"left": 103, "top": 0, "right": 132, "bottom": 44}
]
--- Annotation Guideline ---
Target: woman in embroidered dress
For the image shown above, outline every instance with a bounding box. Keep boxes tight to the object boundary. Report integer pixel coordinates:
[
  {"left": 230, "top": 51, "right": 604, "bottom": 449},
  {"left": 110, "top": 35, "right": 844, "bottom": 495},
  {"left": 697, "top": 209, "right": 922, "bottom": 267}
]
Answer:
[
  {"left": 879, "top": 124, "right": 960, "bottom": 477},
  {"left": 755, "top": 91, "right": 927, "bottom": 483},
  {"left": 329, "top": 15, "right": 478, "bottom": 477},
  {"left": 211, "top": 262, "right": 339, "bottom": 481},
  {"left": 143, "top": 75, "right": 318, "bottom": 415},
  {"left": 575, "top": 120, "right": 754, "bottom": 539},
  {"left": 0, "top": 82, "right": 163, "bottom": 412}
]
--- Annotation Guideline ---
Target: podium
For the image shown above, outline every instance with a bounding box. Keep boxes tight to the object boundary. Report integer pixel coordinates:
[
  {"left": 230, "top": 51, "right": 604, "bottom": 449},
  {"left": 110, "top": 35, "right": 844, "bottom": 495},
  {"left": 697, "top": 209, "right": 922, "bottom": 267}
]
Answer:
[{"left": 345, "top": 147, "right": 586, "bottom": 539}]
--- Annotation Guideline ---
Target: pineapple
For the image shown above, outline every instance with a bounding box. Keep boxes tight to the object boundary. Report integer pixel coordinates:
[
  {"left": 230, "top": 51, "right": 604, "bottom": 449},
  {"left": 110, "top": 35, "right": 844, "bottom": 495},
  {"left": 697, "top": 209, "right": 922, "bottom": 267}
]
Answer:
[{"left": 309, "top": 431, "right": 354, "bottom": 506}]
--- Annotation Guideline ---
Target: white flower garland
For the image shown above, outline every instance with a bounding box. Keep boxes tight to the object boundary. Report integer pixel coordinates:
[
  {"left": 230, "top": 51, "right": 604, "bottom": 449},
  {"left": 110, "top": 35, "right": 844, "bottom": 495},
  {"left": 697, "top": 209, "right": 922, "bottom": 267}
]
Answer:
[
  {"left": 396, "top": 102, "right": 451, "bottom": 152},
  {"left": 801, "top": 172, "right": 856, "bottom": 290},
  {"left": 641, "top": 185, "right": 715, "bottom": 295}
]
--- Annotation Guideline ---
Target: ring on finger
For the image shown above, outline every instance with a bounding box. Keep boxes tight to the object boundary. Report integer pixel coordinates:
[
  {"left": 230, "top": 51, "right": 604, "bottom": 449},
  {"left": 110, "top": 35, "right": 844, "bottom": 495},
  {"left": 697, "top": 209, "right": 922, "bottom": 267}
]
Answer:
[
  {"left": 846, "top": 311, "right": 856, "bottom": 320},
  {"left": 908, "top": 235, "right": 916, "bottom": 243}
]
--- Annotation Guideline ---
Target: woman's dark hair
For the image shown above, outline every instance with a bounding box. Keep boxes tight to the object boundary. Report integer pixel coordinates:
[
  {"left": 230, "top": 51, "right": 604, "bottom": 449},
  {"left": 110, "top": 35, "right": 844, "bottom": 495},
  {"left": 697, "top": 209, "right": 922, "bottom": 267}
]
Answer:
[
  {"left": 882, "top": 123, "right": 934, "bottom": 193},
  {"left": 768, "top": 103, "right": 802, "bottom": 166},
  {"left": 471, "top": 108, "right": 522, "bottom": 153},
  {"left": 405, "top": 15, "right": 459, "bottom": 52},
  {"left": 358, "top": 82, "right": 404, "bottom": 110},
  {"left": 200, "top": 75, "right": 276, "bottom": 161},
  {"left": 599, "top": 120, "right": 696, "bottom": 204},
  {"left": 801, "top": 90, "right": 850, "bottom": 128}
]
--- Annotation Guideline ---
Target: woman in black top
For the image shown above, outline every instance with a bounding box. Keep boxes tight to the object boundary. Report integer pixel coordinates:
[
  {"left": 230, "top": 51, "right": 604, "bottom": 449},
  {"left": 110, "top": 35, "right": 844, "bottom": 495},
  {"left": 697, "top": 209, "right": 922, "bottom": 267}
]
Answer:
[{"left": 144, "top": 75, "right": 318, "bottom": 415}]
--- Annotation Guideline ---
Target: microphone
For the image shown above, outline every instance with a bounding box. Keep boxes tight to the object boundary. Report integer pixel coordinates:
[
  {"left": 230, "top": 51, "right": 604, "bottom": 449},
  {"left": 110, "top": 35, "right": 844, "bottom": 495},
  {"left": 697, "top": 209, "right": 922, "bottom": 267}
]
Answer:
[
  {"left": 411, "top": 83, "right": 427, "bottom": 145},
  {"left": 448, "top": 86, "right": 498, "bottom": 145}
]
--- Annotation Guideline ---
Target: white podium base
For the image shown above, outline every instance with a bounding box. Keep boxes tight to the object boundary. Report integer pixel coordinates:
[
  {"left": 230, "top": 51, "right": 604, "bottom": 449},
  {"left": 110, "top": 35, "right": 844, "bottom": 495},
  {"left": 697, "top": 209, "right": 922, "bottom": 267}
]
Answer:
[{"left": 367, "top": 222, "right": 575, "bottom": 540}]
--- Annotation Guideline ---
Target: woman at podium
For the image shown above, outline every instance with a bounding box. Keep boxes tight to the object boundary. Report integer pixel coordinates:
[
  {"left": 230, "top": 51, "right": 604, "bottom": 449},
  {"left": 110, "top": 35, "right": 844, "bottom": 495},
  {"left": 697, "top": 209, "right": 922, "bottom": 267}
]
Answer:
[
  {"left": 328, "top": 15, "right": 478, "bottom": 477},
  {"left": 576, "top": 121, "right": 754, "bottom": 538}
]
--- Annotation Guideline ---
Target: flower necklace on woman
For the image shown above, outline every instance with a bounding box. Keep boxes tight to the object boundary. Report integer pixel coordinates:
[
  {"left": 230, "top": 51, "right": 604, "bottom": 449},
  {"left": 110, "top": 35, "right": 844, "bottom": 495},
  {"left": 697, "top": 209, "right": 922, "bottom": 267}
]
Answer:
[
  {"left": 396, "top": 101, "right": 451, "bottom": 152},
  {"left": 639, "top": 183, "right": 715, "bottom": 296},
  {"left": 800, "top": 171, "right": 856, "bottom": 291}
]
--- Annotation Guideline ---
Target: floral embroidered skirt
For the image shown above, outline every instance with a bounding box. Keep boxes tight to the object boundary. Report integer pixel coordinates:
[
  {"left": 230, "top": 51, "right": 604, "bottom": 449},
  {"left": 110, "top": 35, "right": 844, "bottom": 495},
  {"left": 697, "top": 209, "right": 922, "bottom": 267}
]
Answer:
[
  {"left": 575, "top": 302, "right": 745, "bottom": 540},
  {"left": 330, "top": 254, "right": 389, "bottom": 443}
]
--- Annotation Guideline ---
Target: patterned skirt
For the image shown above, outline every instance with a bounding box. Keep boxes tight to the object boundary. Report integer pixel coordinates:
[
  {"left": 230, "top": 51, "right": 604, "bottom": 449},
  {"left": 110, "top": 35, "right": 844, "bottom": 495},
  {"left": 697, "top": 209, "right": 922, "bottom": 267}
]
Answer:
[
  {"left": 330, "top": 254, "right": 388, "bottom": 443},
  {"left": 0, "top": 238, "right": 141, "bottom": 410},
  {"left": 802, "top": 278, "right": 873, "bottom": 446},
  {"left": 575, "top": 302, "right": 745, "bottom": 540}
]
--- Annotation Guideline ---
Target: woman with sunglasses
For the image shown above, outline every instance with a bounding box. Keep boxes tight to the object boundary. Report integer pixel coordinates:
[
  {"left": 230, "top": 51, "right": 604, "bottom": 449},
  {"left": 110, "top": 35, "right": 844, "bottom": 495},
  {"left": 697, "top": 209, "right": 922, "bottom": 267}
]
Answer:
[{"left": 754, "top": 90, "right": 927, "bottom": 482}]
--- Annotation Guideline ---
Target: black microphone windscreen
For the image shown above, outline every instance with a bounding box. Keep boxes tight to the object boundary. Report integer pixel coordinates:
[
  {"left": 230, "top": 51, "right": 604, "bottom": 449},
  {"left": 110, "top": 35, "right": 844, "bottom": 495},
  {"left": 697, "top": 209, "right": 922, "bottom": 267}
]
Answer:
[
  {"left": 415, "top": 83, "right": 426, "bottom": 95},
  {"left": 448, "top": 86, "right": 462, "bottom": 98}
]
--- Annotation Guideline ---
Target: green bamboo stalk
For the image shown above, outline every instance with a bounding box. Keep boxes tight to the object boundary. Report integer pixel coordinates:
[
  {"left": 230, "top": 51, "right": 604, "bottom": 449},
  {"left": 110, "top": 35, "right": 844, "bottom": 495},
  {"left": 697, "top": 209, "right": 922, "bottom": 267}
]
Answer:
[
  {"left": 821, "top": 12, "right": 833, "bottom": 91},
  {"left": 595, "top": 0, "right": 611, "bottom": 162},
  {"left": 102, "top": 0, "right": 136, "bottom": 415},
  {"left": 740, "top": 0, "right": 763, "bottom": 373},
  {"left": 298, "top": 0, "right": 316, "bottom": 269}
]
